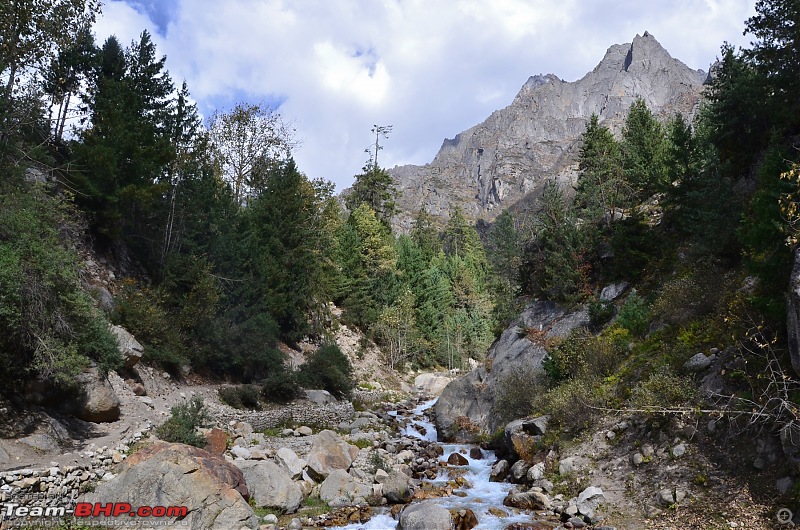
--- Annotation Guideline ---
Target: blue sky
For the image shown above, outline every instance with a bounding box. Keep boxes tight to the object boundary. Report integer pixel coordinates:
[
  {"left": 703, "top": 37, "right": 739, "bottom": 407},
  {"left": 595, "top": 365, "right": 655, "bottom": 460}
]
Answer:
[{"left": 95, "top": 0, "right": 757, "bottom": 191}]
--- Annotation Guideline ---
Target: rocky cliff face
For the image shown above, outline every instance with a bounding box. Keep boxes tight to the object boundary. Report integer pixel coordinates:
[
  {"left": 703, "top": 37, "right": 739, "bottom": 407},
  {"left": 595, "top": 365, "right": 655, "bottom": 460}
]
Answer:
[{"left": 389, "top": 32, "right": 707, "bottom": 232}]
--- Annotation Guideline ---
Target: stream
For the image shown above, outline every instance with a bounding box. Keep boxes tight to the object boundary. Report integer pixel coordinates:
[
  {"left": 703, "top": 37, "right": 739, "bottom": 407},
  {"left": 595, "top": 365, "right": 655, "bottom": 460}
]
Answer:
[{"left": 338, "top": 399, "right": 540, "bottom": 530}]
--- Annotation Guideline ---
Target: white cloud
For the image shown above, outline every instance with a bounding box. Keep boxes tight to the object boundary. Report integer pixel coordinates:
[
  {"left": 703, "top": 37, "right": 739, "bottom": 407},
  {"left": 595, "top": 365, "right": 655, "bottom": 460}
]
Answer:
[{"left": 95, "top": 0, "right": 756, "bottom": 190}]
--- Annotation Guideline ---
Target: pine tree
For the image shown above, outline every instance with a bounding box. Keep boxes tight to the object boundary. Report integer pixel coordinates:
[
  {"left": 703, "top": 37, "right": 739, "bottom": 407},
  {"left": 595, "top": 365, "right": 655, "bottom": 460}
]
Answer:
[
  {"left": 621, "top": 99, "right": 668, "bottom": 198},
  {"left": 576, "top": 114, "right": 627, "bottom": 224},
  {"left": 345, "top": 125, "right": 399, "bottom": 228}
]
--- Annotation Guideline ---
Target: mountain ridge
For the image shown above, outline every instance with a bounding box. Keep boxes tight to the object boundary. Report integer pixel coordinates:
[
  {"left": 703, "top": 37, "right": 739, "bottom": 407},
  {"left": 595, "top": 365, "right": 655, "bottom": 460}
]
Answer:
[{"left": 387, "top": 32, "right": 707, "bottom": 232}]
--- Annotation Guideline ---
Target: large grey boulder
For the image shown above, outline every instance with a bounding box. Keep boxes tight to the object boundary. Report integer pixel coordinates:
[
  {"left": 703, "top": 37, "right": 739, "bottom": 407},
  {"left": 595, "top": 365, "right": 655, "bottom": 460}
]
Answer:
[
  {"left": 434, "top": 301, "right": 587, "bottom": 440},
  {"left": 304, "top": 389, "right": 336, "bottom": 405},
  {"left": 787, "top": 247, "right": 800, "bottom": 376},
  {"left": 683, "top": 353, "right": 712, "bottom": 373},
  {"left": 413, "top": 373, "right": 452, "bottom": 396},
  {"left": 398, "top": 501, "right": 452, "bottom": 530},
  {"left": 381, "top": 469, "right": 412, "bottom": 504},
  {"left": 236, "top": 460, "right": 303, "bottom": 513},
  {"left": 386, "top": 32, "right": 706, "bottom": 233},
  {"left": 110, "top": 325, "right": 144, "bottom": 369},
  {"left": 306, "top": 430, "right": 359, "bottom": 481},
  {"left": 275, "top": 447, "right": 307, "bottom": 480},
  {"left": 504, "top": 416, "right": 548, "bottom": 457},
  {"left": 75, "top": 365, "right": 120, "bottom": 422},
  {"left": 577, "top": 486, "right": 606, "bottom": 518},
  {"left": 319, "top": 469, "right": 371, "bottom": 507},
  {"left": 81, "top": 443, "right": 258, "bottom": 529}
]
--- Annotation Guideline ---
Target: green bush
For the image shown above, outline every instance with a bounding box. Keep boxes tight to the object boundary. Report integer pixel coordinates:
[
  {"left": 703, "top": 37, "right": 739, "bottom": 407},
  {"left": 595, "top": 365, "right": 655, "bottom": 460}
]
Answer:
[
  {"left": 629, "top": 367, "right": 697, "bottom": 409},
  {"left": 218, "top": 385, "right": 262, "bottom": 410},
  {"left": 617, "top": 292, "right": 650, "bottom": 337},
  {"left": 543, "top": 328, "right": 629, "bottom": 385},
  {"left": 0, "top": 180, "right": 121, "bottom": 388},
  {"left": 262, "top": 363, "right": 300, "bottom": 403},
  {"left": 588, "top": 298, "right": 616, "bottom": 329},
  {"left": 113, "top": 280, "right": 187, "bottom": 373},
  {"left": 531, "top": 377, "right": 608, "bottom": 435},
  {"left": 155, "top": 397, "right": 210, "bottom": 447},
  {"left": 493, "top": 368, "right": 543, "bottom": 424},
  {"left": 296, "top": 344, "right": 353, "bottom": 399}
]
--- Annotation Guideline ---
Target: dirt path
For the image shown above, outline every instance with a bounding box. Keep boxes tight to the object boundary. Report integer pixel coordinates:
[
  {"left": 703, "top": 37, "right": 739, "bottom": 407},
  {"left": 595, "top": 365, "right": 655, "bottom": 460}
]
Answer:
[{"left": 0, "top": 367, "right": 224, "bottom": 471}]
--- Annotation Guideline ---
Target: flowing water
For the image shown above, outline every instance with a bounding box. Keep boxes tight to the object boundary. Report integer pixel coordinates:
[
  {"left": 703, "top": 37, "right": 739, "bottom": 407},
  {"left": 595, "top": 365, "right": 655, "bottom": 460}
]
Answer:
[{"left": 338, "top": 399, "right": 538, "bottom": 530}]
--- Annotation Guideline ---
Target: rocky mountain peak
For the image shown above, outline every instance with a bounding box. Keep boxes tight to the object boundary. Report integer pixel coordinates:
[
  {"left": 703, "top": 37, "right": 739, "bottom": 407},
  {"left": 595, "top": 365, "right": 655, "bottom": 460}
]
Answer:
[{"left": 386, "top": 33, "right": 707, "bottom": 232}]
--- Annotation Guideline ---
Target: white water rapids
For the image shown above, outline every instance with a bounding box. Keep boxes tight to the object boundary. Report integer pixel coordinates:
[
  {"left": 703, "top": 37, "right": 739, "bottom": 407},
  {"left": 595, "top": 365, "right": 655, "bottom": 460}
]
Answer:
[{"left": 338, "top": 399, "right": 537, "bottom": 530}]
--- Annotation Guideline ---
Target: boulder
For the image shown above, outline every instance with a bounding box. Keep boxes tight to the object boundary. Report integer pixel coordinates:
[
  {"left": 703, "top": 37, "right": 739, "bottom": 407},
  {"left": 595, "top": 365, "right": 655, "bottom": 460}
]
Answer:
[
  {"left": 81, "top": 443, "right": 257, "bottom": 529},
  {"left": 490, "top": 459, "right": 510, "bottom": 482},
  {"left": 398, "top": 501, "right": 452, "bottom": 530},
  {"left": 306, "top": 430, "right": 358, "bottom": 481},
  {"left": 382, "top": 470, "right": 412, "bottom": 504},
  {"left": 236, "top": 460, "right": 302, "bottom": 513},
  {"left": 558, "top": 456, "right": 588, "bottom": 475},
  {"left": 414, "top": 373, "right": 453, "bottom": 396},
  {"left": 451, "top": 508, "right": 479, "bottom": 530},
  {"left": 503, "top": 490, "right": 552, "bottom": 510},
  {"left": 75, "top": 365, "right": 120, "bottom": 422},
  {"left": 110, "top": 325, "right": 144, "bottom": 369},
  {"left": 526, "top": 462, "right": 546, "bottom": 482},
  {"left": 576, "top": 486, "right": 605, "bottom": 518},
  {"left": 509, "top": 459, "right": 531, "bottom": 483},
  {"left": 319, "top": 469, "right": 371, "bottom": 507},
  {"left": 204, "top": 428, "right": 228, "bottom": 455},
  {"left": 600, "top": 282, "right": 629, "bottom": 301},
  {"left": 683, "top": 353, "right": 712, "bottom": 373},
  {"left": 434, "top": 301, "right": 587, "bottom": 440},
  {"left": 304, "top": 389, "right": 336, "bottom": 405},
  {"left": 275, "top": 447, "right": 307, "bottom": 479},
  {"left": 447, "top": 452, "right": 469, "bottom": 466},
  {"left": 504, "top": 416, "right": 547, "bottom": 457}
]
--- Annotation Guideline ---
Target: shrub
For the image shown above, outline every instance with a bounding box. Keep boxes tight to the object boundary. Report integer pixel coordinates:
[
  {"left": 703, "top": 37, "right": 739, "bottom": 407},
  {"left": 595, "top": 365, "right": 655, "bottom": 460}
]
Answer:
[
  {"left": 262, "top": 363, "right": 300, "bottom": 404},
  {"left": 114, "top": 280, "right": 187, "bottom": 373},
  {"left": 617, "top": 291, "right": 650, "bottom": 337},
  {"left": 629, "top": 367, "right": 697, "bottom": 409},
  {"left": 531, "top": 377, "right": 608, "bottom": 435},
  {"left": 494, "top": 367, "right": 544, "bottom": 424},
  {"left": 296, "top": 344, "right": 353, "bottom": 399},
  {"left": 588, "top": 298, "right": 616, "bottom": 329},
  {"left": 155, "top": 397, "right": 210, "bottom": 447},
  {"left": 218, "top": 385, "right": 262, "bottom": 410},
  {"left": 543, "top": 328, "right": 629, "bottom": 385},
  {"left": 0, "top": 181, "right": 121, "bottom": 388}
]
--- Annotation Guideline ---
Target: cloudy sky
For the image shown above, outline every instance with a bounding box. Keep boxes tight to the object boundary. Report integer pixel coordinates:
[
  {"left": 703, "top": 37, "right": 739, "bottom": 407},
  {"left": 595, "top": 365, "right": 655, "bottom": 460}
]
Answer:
[{"left": 94, "top": 0, "right": 757, "bottom": 190}]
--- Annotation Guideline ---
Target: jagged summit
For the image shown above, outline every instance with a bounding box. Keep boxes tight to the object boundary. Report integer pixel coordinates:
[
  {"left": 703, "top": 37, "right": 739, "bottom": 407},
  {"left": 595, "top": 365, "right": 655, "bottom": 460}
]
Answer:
[{"left": 387, "top": 33, "right": 707, "bottom": 232}]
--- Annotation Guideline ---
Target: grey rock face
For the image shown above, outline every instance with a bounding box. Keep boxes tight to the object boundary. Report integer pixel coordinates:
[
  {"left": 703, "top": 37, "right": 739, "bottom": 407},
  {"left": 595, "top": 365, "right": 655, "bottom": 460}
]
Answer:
[
  {"left": 236, "top": 460, "right": 303, "bottom": 513},
  {"left": 434, "top": 301, "right": 587, "bottom": 440},
  {"left": 398, "top": 501, "right": 452, "bottom": 530},
  {"left": 385, "top": 33, "right": 706, "bottom": 233}
]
